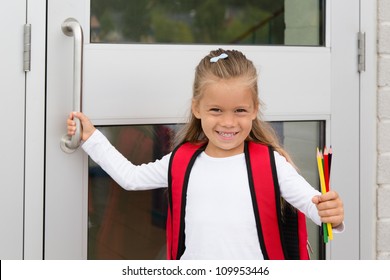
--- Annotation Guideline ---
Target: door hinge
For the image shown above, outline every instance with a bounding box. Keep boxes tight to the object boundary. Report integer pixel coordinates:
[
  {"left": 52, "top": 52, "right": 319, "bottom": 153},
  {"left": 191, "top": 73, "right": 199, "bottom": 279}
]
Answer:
[
  {"left": 358, "top": 32, "right": 366, "bottom": 73},
  {"left": 24, "top": 24, "right": 31, "bottom": 72}
]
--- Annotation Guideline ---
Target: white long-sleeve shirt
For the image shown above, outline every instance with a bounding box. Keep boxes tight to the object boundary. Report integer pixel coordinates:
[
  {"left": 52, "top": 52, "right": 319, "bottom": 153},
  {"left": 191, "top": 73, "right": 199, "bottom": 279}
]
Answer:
[{"left": 82, "top": 129, "right": 323, "bottom": 260}]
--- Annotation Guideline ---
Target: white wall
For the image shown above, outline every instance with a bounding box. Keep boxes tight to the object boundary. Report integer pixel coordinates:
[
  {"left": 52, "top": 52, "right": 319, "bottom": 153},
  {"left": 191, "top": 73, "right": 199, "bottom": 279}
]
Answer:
[{"left": 377, "top": 0, "right": 390, "bottom": 260}]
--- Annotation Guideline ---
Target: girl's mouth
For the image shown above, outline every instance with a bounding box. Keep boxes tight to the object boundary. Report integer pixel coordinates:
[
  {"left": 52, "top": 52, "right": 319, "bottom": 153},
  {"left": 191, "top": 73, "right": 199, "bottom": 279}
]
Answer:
[{"left": 217, "top": 131, "right": 238, "bottom": 138}]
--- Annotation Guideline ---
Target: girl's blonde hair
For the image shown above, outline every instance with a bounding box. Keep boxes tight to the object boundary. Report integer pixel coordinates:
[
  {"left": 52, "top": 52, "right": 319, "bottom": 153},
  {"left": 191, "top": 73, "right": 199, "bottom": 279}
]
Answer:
[{"left": 175, "top": 48, "right": 294, "bottom": 164}]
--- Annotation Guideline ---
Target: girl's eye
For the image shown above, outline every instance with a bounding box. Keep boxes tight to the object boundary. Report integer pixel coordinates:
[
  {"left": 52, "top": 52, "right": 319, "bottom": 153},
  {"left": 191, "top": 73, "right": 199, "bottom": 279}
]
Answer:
[
  {"left": 210, "top": 108, "right": 221, "bottom": 113},
  {"left": 235, "top": 108, "right": 247, "bottom": 113}
]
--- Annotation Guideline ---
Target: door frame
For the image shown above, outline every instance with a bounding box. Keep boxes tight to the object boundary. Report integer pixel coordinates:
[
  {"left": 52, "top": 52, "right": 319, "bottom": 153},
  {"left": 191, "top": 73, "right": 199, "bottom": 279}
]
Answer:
[
  {"left": 0, "top": 0, "right": 27, "bottom": 260},
  {"left": 23, "top": 0, "right": 47, "bottom": 260},
  {"left": 359, "top": 0, "right": 377, "bottom": 260}
]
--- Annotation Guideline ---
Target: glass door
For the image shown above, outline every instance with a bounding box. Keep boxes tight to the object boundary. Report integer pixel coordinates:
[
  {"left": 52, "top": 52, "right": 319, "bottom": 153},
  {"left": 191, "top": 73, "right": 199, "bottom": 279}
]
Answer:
[
  {"left": 45, "top": 0, "right": 360, "bottom": 259},
  {"left": 87, "top": 121, "right": 324, "bottom": 260}
]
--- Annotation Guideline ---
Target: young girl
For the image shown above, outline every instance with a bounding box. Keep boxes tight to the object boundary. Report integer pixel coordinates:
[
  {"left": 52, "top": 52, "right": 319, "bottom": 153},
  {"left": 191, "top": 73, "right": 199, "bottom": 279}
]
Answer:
[{"left": 67, "top": 49, "right": 344, "bottom": 260}]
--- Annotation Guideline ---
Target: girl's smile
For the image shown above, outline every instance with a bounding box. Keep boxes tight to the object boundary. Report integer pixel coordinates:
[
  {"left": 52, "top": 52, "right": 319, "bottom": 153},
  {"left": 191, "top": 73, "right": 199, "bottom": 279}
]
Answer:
[
  {"left": 217, "top": 131, "right": 239, "bottom": 139},
  {"left": 192, "top": 77, "right": 258, "bottom": 158}
]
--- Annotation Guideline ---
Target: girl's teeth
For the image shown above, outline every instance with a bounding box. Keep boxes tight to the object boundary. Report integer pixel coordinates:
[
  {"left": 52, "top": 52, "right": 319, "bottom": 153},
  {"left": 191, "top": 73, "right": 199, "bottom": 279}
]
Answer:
[{"left": 220, "top": 132, "right": 235, "bottom": 137}]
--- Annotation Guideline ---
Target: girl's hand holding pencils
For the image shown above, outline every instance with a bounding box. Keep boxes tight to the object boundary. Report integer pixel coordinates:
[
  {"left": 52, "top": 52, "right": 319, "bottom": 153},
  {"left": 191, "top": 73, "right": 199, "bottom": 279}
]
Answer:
[
  {"left": 314, "top": 147, "right": 344, "bottom": 243},
  {"left": 312, "top": 191, "right": 344, "bottom": 228}
]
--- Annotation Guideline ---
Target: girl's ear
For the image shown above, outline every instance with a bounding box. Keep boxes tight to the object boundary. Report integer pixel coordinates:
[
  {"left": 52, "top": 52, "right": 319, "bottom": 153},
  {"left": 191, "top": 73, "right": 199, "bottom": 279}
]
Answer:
[{"left": 192, "top": 100, "right": 201, "bottom": 119}]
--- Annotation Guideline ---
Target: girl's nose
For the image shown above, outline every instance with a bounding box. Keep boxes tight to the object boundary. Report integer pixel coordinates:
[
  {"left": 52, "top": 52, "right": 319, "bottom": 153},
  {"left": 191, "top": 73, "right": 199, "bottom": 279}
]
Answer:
[{"left": 220, "top": 113, "right": 235, "bottom": 127}]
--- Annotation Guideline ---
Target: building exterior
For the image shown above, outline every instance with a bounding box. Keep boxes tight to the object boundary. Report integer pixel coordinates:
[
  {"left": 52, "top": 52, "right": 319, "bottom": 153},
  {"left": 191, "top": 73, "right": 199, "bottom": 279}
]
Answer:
[
  {"left": 0, "top": 0, "right": 388, "bottom": 260},
  {"left": 377, "top": 0, "right": 390, "bottom": 260}
]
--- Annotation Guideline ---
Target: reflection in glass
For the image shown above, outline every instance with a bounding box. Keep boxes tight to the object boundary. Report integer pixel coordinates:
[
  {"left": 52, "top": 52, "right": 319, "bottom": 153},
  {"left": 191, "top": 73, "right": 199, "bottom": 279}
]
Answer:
[
  {"left": 88, "top": 121, "right": 325, "bottom": 260},
  {"left": 90, "top": 0, "right": 324, "bottom": 46}
]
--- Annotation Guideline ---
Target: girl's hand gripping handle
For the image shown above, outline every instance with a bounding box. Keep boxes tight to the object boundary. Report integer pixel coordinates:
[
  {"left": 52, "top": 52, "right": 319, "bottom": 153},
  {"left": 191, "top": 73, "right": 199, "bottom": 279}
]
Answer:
[
  {"left": 61, "top": 113, "right": 82, "bottom": 153},
  {"left": 66, "top": 112, "right": 96, "bottom": 143}
]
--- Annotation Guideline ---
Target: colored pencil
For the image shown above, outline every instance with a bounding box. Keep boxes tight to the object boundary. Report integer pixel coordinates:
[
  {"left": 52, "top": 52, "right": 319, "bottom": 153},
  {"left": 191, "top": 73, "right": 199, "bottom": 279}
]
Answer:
[
  {"left": 316, "top": 148, "right": 327, "bottom": 194},
  {"left": 328, "top": 146, "right": 332, "bottom": 177},
  {"left": 325, "top": 147, "right": 333, "bottom": 240},
  {"left": 323, "top": 147, "right": 330, "bottom": 192}
]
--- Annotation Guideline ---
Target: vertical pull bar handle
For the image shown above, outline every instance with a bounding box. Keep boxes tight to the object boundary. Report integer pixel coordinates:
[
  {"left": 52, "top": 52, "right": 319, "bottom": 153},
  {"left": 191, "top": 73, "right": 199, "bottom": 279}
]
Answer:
[{"left": 60, "top": 18, "right": 84, "bottom": 153}]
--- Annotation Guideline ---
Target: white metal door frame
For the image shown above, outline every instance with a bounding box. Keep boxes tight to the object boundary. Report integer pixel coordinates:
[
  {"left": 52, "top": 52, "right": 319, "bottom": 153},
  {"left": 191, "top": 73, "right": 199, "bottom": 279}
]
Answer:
[
  {"left": 327, "top": 0, "right": 361, "bottom": 259},
  {"left": 24, "top": 0, "right": 47, "bottom": 260},
  {"left": 0, "top": 0, "right": 27, "bottom": 260},
  {"left": 359, "top": 0, "right": 377, "bottom": 260}
]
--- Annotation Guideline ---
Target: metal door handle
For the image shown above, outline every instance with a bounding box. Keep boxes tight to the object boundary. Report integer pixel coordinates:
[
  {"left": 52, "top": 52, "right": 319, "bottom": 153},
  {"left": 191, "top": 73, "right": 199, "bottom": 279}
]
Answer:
[{"left": 60, "top": 18, "right": 84, "bottom": 153}]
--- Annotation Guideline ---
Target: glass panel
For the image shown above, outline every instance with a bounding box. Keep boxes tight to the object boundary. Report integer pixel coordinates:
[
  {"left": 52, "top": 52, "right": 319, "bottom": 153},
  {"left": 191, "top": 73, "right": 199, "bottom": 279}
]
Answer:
[
  {"left": 88, "top": 125, "right": 177, "bottom": 259},
  {"left": 88, "top": 121, "right": 324, "bottom": 260},
  {"left": 271, "top": 121, "right": 325, "bottom": 260},
  {"left": 90, "top": 0, "right": 325, "bottom": 46}
]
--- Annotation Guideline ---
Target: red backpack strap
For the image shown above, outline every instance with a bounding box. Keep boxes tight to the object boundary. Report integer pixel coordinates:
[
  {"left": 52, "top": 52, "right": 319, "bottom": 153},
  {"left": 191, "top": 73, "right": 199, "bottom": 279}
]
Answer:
[
  {"left": 166, "top": 142, "right": 205, "bottom": 260},
  {"left": 245, "top": 141, "right": 309, "bottom": 260},
  {"left": 245, "top": 141, "right": 286, "bottom": 259},
  {"left": 298, "top": 212, "right": 309, "bottom": 259}
]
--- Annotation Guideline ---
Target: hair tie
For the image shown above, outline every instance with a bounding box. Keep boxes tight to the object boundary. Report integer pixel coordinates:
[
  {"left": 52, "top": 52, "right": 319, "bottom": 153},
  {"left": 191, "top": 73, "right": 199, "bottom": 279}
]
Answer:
[{"left": 210, "top": 53, "right": 228, "bottom": 63}]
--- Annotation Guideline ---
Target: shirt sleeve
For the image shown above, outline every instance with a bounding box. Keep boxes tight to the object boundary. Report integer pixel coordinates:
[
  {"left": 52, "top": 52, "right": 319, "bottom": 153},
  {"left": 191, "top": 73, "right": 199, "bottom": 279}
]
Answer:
[
  {"left": 81, "top": 129, "right": 170, "bottom": 191},
  {"left": 274, "top": 151, "right": 322, "bottom": 226}
]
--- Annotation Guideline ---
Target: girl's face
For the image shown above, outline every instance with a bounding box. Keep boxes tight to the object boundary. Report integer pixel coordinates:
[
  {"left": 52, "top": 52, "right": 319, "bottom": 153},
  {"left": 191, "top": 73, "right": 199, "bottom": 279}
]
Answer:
[{"left": 192, "top": 77, "right": 258, "bottom": 158}]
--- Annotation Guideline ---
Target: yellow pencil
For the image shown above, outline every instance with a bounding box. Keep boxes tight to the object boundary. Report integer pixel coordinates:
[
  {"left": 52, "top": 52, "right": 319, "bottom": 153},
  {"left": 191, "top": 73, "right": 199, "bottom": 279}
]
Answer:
[
  {"left": 316, "top": 148, "right": 327, "bottom": 194},
  {"left": 327, "top": 221, "right": 333, "bottom": 240}
]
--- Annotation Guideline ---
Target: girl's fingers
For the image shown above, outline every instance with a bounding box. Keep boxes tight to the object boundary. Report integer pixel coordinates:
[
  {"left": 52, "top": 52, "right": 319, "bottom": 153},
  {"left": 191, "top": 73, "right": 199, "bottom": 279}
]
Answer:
[
  {"left": 67, "top": 113, "right": 78, "bottom": 135},
  {"left": 321, "top": 215, "right": 344, "bottom": 226},
  {"left": 317, "top": 206, "right": 343, "bottom": 218},
  {"left": 316, "top": 198, "right": 343, "bottom": 211},
  {"left": 66, "top": 111, "right": 95, "bottom": 141},
  {"left": 313, "top": 190, "right": 344, "bottom": 226}
]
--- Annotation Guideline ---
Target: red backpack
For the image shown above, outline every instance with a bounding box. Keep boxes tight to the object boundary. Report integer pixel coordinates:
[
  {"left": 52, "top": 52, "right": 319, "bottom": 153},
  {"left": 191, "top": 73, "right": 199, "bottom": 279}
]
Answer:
[{"left": 166, "top": 141, "right": 309, "bottom": 260}]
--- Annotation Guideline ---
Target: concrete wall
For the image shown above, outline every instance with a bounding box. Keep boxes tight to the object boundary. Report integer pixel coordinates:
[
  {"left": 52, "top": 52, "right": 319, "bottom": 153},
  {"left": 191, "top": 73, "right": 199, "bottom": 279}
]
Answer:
[{"left": 377, "top": 0, "right": 390, "bottom": 260}]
